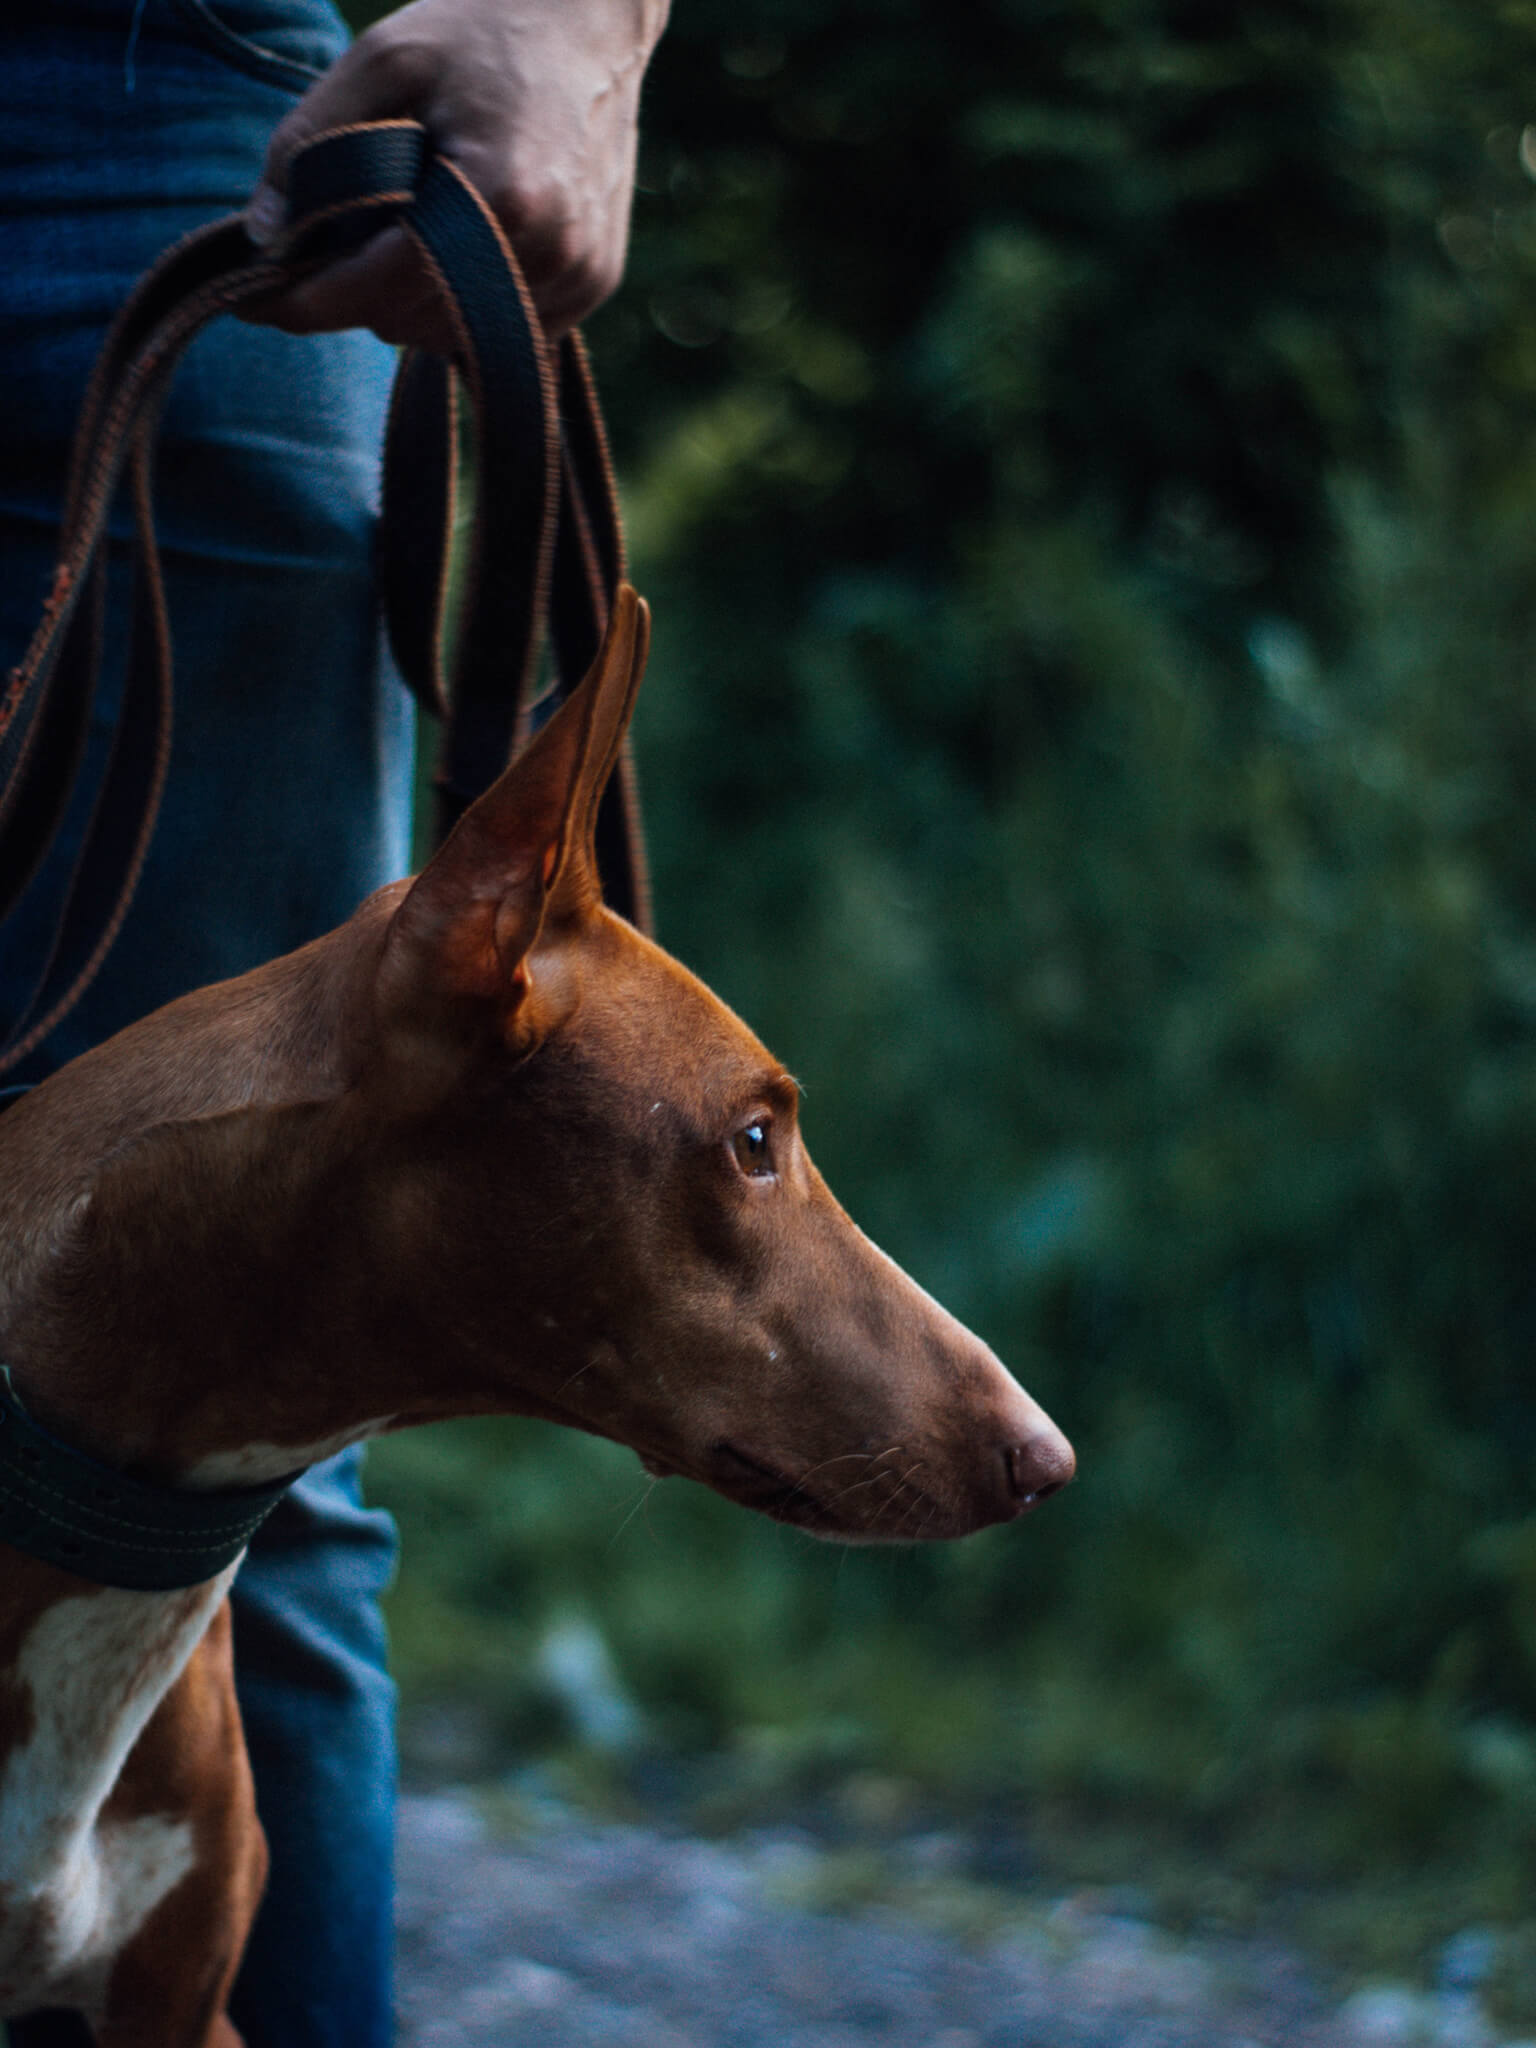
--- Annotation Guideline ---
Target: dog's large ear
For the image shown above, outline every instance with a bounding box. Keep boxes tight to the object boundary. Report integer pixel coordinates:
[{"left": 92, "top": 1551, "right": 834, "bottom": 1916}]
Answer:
[
  {"left": 379, "top": 586, "right": 649, "bottom": 1025},
  {"left": 550, "top": 586, "right": 650, "bottom": 924}
]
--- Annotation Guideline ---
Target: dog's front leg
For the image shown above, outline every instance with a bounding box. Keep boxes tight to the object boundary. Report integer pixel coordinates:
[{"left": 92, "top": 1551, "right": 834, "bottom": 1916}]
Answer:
[{"left": 89, "top": 1606, "right": 266, "bottom": 2048}]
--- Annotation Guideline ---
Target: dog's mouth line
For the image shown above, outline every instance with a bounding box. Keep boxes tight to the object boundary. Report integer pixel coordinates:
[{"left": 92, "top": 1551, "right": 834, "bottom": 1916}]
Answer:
[
  {"left": 713, "top": 1441, "right": 820, "bottom": 1520},
  {"left": 706, "top": 1440, "right": 947, "bottom": 1537},
  {"left": 635, "top": 1436, "right": 949, "bottom": 1538}
]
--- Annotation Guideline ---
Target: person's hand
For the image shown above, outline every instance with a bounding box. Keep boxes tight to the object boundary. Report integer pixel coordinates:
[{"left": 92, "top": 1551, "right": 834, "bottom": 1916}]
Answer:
[{"left": 241, "top": 0, "right": 670, "bottom": 348}]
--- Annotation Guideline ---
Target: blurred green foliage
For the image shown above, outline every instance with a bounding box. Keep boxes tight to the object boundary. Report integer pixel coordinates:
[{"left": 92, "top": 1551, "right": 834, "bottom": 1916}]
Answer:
[{"left": 353, "top": 0, "right": 1536, "bottom": 1967}]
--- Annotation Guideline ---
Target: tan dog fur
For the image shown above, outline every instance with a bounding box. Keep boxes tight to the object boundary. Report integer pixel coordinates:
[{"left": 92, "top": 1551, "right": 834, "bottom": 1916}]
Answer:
[{"left": 0, "top": 589, "right": 1073, "bottom": 2043}]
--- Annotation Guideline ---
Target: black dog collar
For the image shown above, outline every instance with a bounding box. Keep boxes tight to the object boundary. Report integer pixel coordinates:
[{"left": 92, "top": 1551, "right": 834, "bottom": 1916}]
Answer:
[{"left": 0, "top": 1364, "right": 303, "bottom": 1591}]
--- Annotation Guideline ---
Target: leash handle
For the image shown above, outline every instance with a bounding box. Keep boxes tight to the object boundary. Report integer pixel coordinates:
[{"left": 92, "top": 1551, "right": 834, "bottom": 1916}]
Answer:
[{"left": 0, "top": 120, "right": 647, "bottom": 1076}]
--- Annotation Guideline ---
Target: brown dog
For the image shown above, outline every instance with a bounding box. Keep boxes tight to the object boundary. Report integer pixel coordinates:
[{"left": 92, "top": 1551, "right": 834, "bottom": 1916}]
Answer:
[{"left": 0, "top": 587, "right": 1073, "bottom": 2044}]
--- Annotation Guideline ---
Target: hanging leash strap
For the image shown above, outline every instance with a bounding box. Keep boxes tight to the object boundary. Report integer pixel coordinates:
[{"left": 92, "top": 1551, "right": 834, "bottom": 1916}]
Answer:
[{"left": 0, "top": 119, "right": 649, "bottom": 1078}]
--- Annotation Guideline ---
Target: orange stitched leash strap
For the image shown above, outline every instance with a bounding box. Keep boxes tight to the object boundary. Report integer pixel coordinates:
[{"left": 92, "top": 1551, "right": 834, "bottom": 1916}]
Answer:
[
  {"left": 0, "top": 120, "right": 647, "bottom": 1076},
  {"left": 0, "top": 221, "right": 279, "bottom": 1069}
]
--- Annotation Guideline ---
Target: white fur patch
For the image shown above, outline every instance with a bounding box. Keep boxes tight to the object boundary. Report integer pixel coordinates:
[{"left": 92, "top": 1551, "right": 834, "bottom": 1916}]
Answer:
[{"left": 0, "top": 1567, "right": 236, "bottom": 2018}]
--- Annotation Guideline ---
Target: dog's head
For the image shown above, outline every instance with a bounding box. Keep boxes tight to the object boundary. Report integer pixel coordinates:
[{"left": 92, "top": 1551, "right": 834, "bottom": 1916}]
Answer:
[{"left": 368, "top": 589, "right": 1074, "bottom": 1541}]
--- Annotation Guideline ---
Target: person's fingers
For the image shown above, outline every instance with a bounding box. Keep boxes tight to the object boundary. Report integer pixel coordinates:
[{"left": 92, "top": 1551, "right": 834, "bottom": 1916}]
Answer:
[
  {"left": 470, "top": 134, "right": 637, "bottom": 335},
  {"left": 244, "top": 174, "right": 625, "bottom": 348},
  {"left": 239, "top": 211, "right": 604, "bottom": 351},
  {"left": 497, "top": 205, "right": 623, "bottom": 337},
  {"left": 237, "top": 225, "right": 460, "bottom": 356}
]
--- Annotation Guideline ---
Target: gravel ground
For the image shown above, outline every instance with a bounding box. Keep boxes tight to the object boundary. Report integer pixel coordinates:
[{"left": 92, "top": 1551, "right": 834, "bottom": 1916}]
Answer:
[{"left": 394, "top": 1790, "right": 1530, "bottom": 2048}]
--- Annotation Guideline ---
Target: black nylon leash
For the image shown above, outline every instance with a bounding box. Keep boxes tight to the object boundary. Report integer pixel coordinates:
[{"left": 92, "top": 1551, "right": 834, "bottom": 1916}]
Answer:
[{"left": 0, "top": 119, "right": 648, "bottom": 1077}]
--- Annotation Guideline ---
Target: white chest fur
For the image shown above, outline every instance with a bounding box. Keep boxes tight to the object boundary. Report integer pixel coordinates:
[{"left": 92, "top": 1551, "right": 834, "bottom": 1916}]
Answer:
[{"left": 0, "top": 1565, "right": 237, "bottom": 2018}]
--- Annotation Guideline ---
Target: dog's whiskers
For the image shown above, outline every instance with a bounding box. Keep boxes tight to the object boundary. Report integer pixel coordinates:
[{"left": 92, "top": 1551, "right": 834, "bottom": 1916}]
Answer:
[
  {"left": 794, "top": 1446, "right": 899, "bottom": 1492},
  {"left": 877, "top": 1462, "right": 935, "bottom": 1540},
  {"left": 607, "top": 1477, "right": 660, "bottom": 1551}
]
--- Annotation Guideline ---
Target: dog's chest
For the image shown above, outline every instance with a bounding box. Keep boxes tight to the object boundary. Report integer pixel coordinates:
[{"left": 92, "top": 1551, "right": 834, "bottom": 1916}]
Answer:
[{"left": 0, "top": 1566, "right": 236, "bottom": 2017}]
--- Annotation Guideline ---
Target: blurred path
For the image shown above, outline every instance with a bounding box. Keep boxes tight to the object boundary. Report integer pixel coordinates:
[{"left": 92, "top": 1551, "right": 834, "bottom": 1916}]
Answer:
[{"left": 395, "top": 1791, "right": 1513, "bottom": 2048}]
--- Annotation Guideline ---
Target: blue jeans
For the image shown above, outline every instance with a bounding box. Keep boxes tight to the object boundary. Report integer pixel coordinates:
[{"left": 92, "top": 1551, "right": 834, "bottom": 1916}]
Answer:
[{"left": 2, "top": 4, "right": 406, "bottom": 2042}]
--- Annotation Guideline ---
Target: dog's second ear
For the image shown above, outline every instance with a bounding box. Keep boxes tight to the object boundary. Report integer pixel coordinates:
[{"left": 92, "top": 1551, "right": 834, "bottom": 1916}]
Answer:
[{"left": 377, "top": 586, "right": 650, "bottom": 1037}]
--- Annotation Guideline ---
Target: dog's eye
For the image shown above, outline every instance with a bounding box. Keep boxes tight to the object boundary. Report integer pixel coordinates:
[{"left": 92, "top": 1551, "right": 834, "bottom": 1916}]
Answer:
[{"left": 732, "top": 1121, "right": 774, "bottom": 1178}]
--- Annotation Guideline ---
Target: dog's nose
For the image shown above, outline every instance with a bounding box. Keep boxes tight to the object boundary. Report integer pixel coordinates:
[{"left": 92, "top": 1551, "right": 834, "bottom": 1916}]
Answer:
[{"left": 1004, "top": 1429, "right": 1075, "bottom": 1510}]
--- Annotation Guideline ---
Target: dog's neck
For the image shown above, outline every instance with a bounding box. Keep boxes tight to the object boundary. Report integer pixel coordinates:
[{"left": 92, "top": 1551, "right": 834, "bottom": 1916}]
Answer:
[{"left": 0, "top": 892, "right": 457, "bottom": 1489}]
